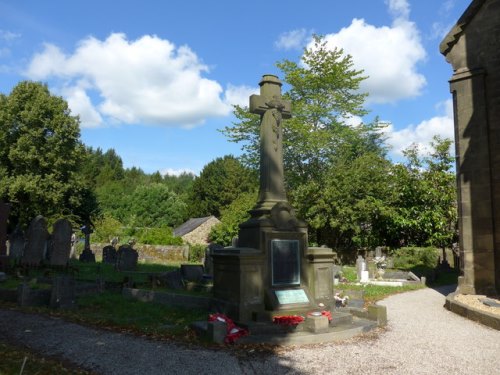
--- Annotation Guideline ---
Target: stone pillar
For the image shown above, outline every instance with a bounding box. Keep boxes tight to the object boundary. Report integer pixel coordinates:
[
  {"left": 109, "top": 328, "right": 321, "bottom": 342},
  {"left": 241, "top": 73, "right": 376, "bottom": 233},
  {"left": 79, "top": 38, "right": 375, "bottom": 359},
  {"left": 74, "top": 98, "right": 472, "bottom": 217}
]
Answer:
[
  {"left": 440, "top": 0, "right": 500, "bottom": 294},
  {"left": 249, "top": 75, "right": 291, "bottom": 212}
]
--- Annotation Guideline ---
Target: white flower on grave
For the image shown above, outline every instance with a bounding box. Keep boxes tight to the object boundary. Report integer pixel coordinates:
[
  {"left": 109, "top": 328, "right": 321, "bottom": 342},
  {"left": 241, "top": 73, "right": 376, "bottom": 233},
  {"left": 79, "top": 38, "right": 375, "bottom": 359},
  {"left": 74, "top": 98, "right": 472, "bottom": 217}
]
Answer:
[{"left": 334, "top": 292, "right": 349, "bottom": 306}]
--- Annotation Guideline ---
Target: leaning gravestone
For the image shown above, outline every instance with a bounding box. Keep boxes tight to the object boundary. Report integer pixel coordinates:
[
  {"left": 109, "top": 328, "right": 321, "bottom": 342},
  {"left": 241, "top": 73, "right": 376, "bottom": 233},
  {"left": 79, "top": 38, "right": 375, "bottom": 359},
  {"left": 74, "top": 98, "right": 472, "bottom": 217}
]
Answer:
[
  {"left": 116, "top": 245, "right": 138, "bottom": 271},
  {"left": 22, "top": 215, "right": 49, "bottom": 266},
  {"left": 102, "top": 245, "right": 117, "bottom": 264},
  {"left": 49, "top": 218, "right": 72, "bottom": 266},
  {"left": 8, "top": 228, "right": 24, "bottom": 262}
]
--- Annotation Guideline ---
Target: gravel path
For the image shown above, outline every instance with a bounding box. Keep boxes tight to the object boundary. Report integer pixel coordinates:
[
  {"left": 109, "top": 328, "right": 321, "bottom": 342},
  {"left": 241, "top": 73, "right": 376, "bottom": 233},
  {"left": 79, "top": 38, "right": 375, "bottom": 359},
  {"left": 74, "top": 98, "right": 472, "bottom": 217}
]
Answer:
[{"left": 1, "top": 285, "right": 499, "bottom": 375}]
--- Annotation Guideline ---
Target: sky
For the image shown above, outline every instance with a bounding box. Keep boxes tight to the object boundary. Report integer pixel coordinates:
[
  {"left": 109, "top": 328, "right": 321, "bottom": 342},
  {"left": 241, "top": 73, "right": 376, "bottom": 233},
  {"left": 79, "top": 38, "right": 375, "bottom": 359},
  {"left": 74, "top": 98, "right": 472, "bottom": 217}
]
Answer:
[{"left": 0, "top": 0, "right": 471, "bottom": 175}]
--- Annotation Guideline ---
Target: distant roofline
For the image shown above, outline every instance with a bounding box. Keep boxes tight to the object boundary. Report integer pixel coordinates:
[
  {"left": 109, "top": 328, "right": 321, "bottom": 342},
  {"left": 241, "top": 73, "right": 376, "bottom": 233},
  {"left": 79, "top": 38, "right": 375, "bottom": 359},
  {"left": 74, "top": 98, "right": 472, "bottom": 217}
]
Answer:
[{"left": 173, "top": 215, "right": 217, "bottom": 237}]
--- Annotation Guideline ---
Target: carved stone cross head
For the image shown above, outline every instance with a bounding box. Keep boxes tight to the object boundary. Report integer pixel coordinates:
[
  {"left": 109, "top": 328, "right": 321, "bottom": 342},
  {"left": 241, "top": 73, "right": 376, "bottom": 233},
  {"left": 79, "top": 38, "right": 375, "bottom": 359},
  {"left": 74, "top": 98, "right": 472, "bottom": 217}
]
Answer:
[{"left": 249, "top": 75, "right": 291, "bottom": 118}]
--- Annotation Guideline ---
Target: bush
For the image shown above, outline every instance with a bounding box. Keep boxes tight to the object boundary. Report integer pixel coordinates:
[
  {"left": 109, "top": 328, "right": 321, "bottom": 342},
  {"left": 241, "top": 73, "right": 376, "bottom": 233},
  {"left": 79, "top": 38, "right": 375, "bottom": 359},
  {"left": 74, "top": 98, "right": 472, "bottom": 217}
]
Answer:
[
  {"left": 189, "top": 244, "right": 206, "bottom": 263},
  {"left": 92, "top": 214, "right": 124, "bottom": 243},
  {"left": 391, "top": 247, "right": 439, "bottom": 269},
  {"left": 136, "top": 227, "right": 183, "bottom": 245}
]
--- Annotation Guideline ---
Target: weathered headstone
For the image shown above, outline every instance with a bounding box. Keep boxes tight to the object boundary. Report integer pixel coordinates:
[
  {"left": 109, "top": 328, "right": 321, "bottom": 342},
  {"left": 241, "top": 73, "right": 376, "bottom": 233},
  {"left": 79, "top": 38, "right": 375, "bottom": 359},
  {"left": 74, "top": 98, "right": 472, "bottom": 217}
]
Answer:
[
  {"left": 102, "top": 245, "right": 117, "bottom": 264},
  {"left": 79, "top": 223, "right": 95, "bottom": 263},
  {"left": 356, "top": 255, "right": 366, "bottom": 281},
  {"left": 204, "top": 243, "right": 222, "bottom": 277},
  {"left": 50, "top": 275, "right": 76, "bottom": 309},
  {"left": 8, "top": 228, "right": 24, "bottom": 262},
  {"left": 22, "top": 215, "right": 49, "bottom": 266},
  {"left": 160, "top": 270, "right": 184, "bottom": 290},
  {"left": 0, "top": 201, "right": 9, "bottom": 256},
  {"left": 180, "top": 264, "right": 204, "bottom": 282},
  {"left": 49, "top": 219, "right": 72, "bottom": 266},
  {"left": 116, "top": 245, "right": 138, "bottom": 271}
]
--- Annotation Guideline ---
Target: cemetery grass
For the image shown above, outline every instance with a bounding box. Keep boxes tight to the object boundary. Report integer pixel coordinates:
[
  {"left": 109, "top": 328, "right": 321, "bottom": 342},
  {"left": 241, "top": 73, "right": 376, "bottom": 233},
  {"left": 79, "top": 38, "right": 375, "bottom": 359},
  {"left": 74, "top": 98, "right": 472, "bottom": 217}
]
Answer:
[
  {"left": 340, "top": 266, "right": 459, "bottom": 304},
  {"left": 70, "top": 260, "right": 180, "bottom": 284},
  {"left": 0, "top": 341, "right": 92, "bottom": 375}
]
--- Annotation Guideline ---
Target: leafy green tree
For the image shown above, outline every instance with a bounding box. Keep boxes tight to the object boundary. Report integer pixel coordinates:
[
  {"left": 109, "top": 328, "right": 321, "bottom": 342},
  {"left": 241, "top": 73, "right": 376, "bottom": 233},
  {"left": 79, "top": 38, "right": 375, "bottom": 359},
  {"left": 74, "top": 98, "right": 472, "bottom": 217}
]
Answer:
[
  {"left": 388, "top": 136, "right": 457, "bottom": 249},
  {"left": 221, "top": 36, "right": 382, "bottom": 190},
  {"left": 128, "top": 183, "right": 187, "bottom": 228},
  {"left": 209, "top": 190, "right": 257, "bottom": 246},
  {"left": 163, "top": 172, "right": 195, "bottom": 196},
  {"left": 292, "top": 152, "right": 394, "bottom": 249},
  {"left": 220, "top": 36, "right": 389, "bottom": 252},
  {"left": 188, "top": 155, "right": 257, "bottom": 218},
  {"left": 0, "top": 81, "right": 98, "bottom": 228}
]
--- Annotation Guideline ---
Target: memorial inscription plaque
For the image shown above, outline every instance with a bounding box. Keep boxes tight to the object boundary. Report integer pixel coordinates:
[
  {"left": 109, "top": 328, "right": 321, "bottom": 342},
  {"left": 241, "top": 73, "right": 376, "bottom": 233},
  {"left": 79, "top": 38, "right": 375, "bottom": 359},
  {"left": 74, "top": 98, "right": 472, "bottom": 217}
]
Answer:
[
  {"left": 275, "top": 289, "right": 309, "bottom": 305},
  {"left": 271, "top": 239, "right": 300, "bottom": 285}
]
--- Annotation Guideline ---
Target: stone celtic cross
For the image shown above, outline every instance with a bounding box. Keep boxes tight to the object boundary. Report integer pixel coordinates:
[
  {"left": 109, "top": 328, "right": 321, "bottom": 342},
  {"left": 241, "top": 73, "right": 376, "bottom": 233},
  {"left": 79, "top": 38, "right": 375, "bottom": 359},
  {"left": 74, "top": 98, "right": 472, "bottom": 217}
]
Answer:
[{"left": 249, "top": 75, "right": 291, "bottom": 207}]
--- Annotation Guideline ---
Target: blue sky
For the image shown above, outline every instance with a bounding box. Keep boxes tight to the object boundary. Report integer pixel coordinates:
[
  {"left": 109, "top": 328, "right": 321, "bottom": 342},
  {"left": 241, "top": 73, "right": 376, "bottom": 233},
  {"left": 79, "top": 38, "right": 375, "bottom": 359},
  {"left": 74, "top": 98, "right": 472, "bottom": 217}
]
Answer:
[{"left": 0, "top": 0, "right": 470, "bottom": 175}]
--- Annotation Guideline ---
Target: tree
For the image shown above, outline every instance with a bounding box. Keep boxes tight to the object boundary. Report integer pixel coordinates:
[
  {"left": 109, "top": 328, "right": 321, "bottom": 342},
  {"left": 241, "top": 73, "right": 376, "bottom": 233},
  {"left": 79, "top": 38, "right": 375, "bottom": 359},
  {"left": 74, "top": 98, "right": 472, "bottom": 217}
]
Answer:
[
  {"left": 0, "top": 81, "right": 98, "bottom": 228},
  {"left": 221, "top": 36, "right": 382, "bottom": 190},
  {"left": 221, "top": 36, "right": 389, "bottom": 251},
  {"left": 209, "top": 190, "right": 257, "bottom": 246},
  {"left": 128, "top": 183, "right": 187, "bottom": 228},
  {"left": 388, "top": 136, "right": 457, "bottom": 249},
  {"left": 187, "top": 155, "right": 257, "bottom": 218}
]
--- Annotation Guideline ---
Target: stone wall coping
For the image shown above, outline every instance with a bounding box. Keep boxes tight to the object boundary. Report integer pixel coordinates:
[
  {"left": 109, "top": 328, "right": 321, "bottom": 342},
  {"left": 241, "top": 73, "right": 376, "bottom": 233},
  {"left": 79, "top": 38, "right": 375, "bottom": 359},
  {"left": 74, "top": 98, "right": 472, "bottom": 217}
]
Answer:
[{"left": 445, "top": 292, "right": 500, "bottom": 330}]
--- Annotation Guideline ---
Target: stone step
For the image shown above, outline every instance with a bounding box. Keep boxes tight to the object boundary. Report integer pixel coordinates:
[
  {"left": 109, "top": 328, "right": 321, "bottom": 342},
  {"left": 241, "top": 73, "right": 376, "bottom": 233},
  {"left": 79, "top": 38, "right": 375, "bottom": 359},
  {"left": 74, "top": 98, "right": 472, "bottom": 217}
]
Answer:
[
  {"left": 330, "top": 311, "right": 352, "bottom": 326},
  {"left": 237, "top": 318, "right": 378, "bottom": 346}
]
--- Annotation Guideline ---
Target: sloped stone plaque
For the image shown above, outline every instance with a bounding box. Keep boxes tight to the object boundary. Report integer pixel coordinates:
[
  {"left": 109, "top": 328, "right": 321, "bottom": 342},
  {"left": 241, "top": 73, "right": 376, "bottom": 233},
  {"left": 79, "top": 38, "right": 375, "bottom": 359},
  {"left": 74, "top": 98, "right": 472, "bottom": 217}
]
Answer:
[{"left": 275, "top": 288, "right": 309, "bottom": 305}]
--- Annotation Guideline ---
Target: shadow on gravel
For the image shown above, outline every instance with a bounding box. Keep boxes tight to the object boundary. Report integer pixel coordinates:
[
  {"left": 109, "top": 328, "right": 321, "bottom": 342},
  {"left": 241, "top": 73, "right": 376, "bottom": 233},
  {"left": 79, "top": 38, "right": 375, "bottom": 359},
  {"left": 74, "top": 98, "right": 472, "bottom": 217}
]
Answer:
[{"left": 430, "top": 284, "right": 457, "bottom": 296}]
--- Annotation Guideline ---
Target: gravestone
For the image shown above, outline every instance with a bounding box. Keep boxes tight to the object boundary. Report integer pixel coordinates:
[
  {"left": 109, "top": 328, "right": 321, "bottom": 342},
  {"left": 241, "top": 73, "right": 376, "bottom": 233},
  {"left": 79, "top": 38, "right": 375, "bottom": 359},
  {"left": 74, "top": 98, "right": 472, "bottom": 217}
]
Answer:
[
  {"left": 49, "top": 219, "right": 72, "bottom": 266},
  {"left": 50, "top": 276, "right": 76, "bottom": 309},
  {"left": 356, "top": 255, "right": 366, "bottom": 281},
  {"left": 79, "top": 224, "right": 95, "bottom": 263},
  {"left": 180, "top": 264, "right": 204, "bottom": 282},
  {"left": 0, "top": 201, "right": 9, "bottom": 256},
  {"left": 212, "top": 75, "right": 336, "bottom": 322},
  {"left": 203, "top": 244, "right": 222, "bottom": 277},
  {"left": 22, "top": 215, "right": 49, "bottom": 266},
  {"left": 102, "top": 245, "right": 117, "bottom": 264},
  {"left": 116, "top": 245, "right": 138, "bottom": 271},
  {"left": 440, "top": 0, "right": 500, "bottom": 294},
  {"left": 8, "top": 228, "right": 24, "bottom": 262},
  {"left": 160, "top": 270, "right": 184, "bottom": 290}
]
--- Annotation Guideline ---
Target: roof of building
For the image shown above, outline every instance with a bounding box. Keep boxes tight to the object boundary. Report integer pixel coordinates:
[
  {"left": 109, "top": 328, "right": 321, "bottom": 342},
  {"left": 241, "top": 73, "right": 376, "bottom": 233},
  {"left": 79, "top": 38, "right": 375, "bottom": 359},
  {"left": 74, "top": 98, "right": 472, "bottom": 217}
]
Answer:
[
  {"left": 440, "top": 0, "right": 486, "bottom": 55},
  {"left": 173, "top": 216, "right": 218, "bottom": 237}
]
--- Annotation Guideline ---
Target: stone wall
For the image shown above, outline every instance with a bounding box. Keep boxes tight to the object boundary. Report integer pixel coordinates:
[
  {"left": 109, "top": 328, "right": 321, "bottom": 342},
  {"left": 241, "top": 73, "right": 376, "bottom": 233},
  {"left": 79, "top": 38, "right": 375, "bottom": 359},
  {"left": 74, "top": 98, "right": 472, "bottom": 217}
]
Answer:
[
  {"left": 90, "top": 244, "right": 189, "bottom": 262},
  {"left": 181, "top": 216, "right": 220, "bottom": 245}
]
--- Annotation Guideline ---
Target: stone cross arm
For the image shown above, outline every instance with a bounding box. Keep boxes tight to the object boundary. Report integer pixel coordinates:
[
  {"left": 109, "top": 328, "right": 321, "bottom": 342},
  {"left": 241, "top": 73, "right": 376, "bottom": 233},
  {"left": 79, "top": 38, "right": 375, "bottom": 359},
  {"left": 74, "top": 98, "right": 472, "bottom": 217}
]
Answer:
[{"left": 249, "top": 94, "right": 291, "bottom": 119}]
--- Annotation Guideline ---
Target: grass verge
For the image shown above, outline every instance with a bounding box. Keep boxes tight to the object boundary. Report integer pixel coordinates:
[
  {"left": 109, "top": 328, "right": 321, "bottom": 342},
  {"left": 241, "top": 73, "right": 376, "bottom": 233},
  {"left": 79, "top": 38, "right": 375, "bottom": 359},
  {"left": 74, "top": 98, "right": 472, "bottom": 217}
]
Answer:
[{"left": 0, "top": 341, "right": 92, "bottom": 375}]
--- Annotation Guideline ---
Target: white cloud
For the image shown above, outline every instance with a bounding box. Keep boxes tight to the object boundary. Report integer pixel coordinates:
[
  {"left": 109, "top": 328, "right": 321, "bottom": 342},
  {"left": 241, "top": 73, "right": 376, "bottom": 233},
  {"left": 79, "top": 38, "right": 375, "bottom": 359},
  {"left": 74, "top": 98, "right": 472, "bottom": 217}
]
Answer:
[
  {"left": 315, "top": 0, "right": 426, "bottom": 104},
  {"left": 384, "top": 99, "right": 454, "bottom": 156},
  {"left": 386, "top": 0, "right": 410, "bottom": 21},
  {"left": 342, "top": 115, "right": 364, "bottom": 127},
  {"left": 25, "top": 33, "right": 231, "bottom": 128},
  {"left": 161, "top": 168, "right": 196, "bottom": 177},
  {"left": 275, "top": 29, "right": 311, "bottom": 51},
  {"left": 0, "top": 30, "right": 21, "bottom": 42},
  {"left": 223, "top": 84, "right": 259, "bottom": 108},
  {"left": 60, "top": 82, "right": 103, "bottom": 127}
]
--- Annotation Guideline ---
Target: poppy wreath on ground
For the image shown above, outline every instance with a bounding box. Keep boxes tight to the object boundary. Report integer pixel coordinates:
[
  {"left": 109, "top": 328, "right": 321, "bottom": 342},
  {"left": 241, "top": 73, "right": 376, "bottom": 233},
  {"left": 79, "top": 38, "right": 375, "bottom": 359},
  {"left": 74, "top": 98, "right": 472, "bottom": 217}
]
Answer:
[
  {"left": 272, "top": 315, "right": 305, "bottom": 326},
  {"left": 208, "top": 313, "right": 249, "bottom": 344},
  {"left": 321, "top": 310, "right": 332, "bottom": 321}
]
